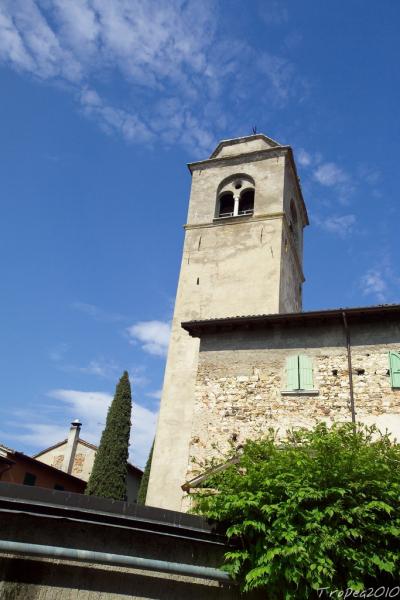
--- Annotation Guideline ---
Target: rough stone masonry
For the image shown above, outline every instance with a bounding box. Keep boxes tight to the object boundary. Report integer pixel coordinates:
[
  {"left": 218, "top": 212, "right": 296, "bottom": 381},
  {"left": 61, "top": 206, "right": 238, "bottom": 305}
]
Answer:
[{"left": 183, "top": 310, "right": 400, "bottom": 486}]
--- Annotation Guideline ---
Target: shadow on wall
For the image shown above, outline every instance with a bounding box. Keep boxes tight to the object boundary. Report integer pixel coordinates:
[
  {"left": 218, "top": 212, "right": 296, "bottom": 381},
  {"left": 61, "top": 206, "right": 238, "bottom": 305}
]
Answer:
[
  {"left": 0, "top": 557, "right": 241, "bottom": 600},
  {"left": 199, "top": 320, "right": 400, "bottom": 353}
]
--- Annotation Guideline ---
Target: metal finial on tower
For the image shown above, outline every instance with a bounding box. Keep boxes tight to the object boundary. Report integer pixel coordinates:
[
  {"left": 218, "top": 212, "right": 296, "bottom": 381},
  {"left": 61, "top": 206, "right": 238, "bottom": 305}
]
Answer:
[{"left": 252, "top": 125, "right": 257, "bottom": 135}]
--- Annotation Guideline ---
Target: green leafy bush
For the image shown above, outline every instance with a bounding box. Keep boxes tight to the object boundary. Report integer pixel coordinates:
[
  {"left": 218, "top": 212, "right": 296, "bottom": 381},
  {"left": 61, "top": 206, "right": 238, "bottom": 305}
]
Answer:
[{"left": 191, "top": 423, "right": 400, "bottom": 598}]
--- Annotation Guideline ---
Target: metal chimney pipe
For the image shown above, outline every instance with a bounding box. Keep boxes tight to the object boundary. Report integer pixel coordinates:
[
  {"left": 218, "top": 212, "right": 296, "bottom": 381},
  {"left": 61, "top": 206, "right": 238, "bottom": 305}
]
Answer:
[{"left": 62, "top": 419, "right": 82, "bottom": 474}]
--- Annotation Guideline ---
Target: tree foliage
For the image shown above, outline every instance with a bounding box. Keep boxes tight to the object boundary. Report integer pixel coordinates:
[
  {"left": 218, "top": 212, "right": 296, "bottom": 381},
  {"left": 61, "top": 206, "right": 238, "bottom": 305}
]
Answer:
[
  {"left": 191, "top": 422, "right": 400, "bottom": 598},
  {"left": 85, "top": 371, "right": 132, "bottom": 501},
  {"left": 137, "top": 439, "right": 154, "bottom": 505}
]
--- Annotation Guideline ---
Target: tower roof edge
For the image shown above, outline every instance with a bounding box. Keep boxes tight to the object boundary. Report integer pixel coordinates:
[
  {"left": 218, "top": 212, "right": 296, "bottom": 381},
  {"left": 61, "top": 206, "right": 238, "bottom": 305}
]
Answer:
[{"left": 210, "top": 133, "right": 281, "bottom": 159}]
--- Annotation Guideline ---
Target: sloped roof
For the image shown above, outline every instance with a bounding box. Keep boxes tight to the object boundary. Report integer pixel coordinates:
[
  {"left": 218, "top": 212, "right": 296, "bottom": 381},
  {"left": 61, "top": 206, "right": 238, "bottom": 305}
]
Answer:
[
  {"left": 209, "top": 134, "right": 281, "bottom": 158},
  {"left": 0, "top": 443, "right": 86, "bottom": 485}
]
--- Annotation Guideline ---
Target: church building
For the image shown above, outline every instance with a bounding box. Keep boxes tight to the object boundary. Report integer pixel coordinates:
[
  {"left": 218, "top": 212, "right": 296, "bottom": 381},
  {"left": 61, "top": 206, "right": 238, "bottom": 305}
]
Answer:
[{"left": 146, "top": 134, "right": 400, "bottom": 512}]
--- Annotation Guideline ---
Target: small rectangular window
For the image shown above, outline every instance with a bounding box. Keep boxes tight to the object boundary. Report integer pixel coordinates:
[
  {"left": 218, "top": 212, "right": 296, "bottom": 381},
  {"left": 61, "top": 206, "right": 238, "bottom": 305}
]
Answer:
[
  {"left": 389, "top": 351, "right": 400, "bottom": 388},
  {"left": 23, "top": 472, "right": 36, "bottom": 486}
]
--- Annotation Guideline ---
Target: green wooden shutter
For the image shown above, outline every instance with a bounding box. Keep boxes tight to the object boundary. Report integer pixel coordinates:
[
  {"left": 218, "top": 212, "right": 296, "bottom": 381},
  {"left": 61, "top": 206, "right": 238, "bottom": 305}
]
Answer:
[
  {"left": 299, "top": 355, "right": 314, "bottom": 390},
  {"left": 286, "top": 355, "right": 300, "bottom": 390},
  {"left": 389, "top": 351, "right": 400, "bottom": 388}
]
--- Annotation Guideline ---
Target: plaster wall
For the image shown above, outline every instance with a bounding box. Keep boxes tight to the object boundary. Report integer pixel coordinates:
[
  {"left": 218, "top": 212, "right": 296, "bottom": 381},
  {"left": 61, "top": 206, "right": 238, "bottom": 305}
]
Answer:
[
  {"left": 147, "top": 142, "right": 305, "bottom": 511},
  {"left": 36, "top": 440, "right": 95, "bottom": 481},
  {"left": 283, "top": 156, "right": 305, "bottom": 260},
  {"left": 36, "top": 441, "right": 141, "bottom": 501},
  {"left": 279, "top": 225, "right": 302, "bottom": 313},
  {"left": 186, "top": 320, "right": 400, "bottom": 485},
  {"left": 0, "top": 456, "right": 84, "bottom": 493}
]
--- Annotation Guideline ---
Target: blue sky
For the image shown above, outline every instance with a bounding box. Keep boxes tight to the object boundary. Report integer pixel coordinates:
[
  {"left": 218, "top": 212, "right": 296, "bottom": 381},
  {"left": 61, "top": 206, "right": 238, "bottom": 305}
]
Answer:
[{"left": 0, "top": 0, "right": 399, "bottom": 468}]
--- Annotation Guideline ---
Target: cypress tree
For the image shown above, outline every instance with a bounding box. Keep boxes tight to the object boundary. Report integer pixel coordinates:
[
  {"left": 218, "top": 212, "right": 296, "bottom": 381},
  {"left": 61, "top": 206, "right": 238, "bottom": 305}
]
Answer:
[
  {"left": 85, "top": 371, "right": 132, "bottom": 501},
  {"left": 137, "top": 439, "right": 154, "bottom": 505}
]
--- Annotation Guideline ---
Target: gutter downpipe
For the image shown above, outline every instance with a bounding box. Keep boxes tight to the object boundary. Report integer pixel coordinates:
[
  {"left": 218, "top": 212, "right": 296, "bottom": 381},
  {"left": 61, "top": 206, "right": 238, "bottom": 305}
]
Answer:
[
  {"left": 342, "top": 311, "right": 356, "bottom": 424},
  {"left": 0, "top": 540, "right": 232, "bottom": 584}
]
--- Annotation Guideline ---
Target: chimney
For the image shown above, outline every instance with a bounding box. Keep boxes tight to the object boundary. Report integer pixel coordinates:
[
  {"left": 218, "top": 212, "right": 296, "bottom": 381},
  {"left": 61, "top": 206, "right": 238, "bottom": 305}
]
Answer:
[{"left": 62, "top": 419, "right": 82, "bottom": 474}]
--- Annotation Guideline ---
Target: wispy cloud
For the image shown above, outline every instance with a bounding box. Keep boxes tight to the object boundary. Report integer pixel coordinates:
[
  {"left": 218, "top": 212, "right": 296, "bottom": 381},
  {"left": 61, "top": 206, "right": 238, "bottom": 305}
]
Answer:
[
  {"left": 313, "top": 162, "right": 348, "bottom": 187},
  {"left": 79, "top": 86, "right": 153, "bottom": 143},
  {"left": 360, "top": 269, "right": 388, "bottom": 303},
  {"left": 2, "top": 384, "right": 158, "bottom": 467},
  {"left": 314, "top": 214, "right": 356, "bottom": 238},
  {"left": 295, "top": 148, "right": 355, "bottom": 205},
  {"left": 129, "top": 366, "right": 150, "bottom": 389},
  {"left": 71, "top": 301, "right": 125, "bottom": 323},
  {"left": 49, "top": 342, "right": 69, "bottom": 362},
  {"left": 297, "top": 148, "right": 312, "bottom": 167},
  {"left": 75, "top": 359, "right": 121, "bottom": 379},
  {"left": 258, "top": 1, "right": 288, "bottom": 26},
  {"left": 49, "top": 388, "right": 112, "bottom": 421},
  {"left": 1, "top": 422, "right": 70, "bottom": 448},
  {"left": 49, "top": 388, "right": 156, "bottom": 467},
  {"left": 0, "top": 0, "right": 307, "bottom": 153},
  {"left": 127, "top": 320, "right": 171, "bottom": 357},
  {"left": 146, "top": 389, "right": 163, "bottom": 400}
]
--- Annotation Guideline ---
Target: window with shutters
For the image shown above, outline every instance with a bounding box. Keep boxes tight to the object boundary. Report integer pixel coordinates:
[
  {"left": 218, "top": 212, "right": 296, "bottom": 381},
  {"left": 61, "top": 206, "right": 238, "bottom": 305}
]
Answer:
[
  {"left": 389, "top": 351, "right": 400, "bottom": 388},
  {"left": 283, "top": 354, "right": 317, "bottom": 394}
]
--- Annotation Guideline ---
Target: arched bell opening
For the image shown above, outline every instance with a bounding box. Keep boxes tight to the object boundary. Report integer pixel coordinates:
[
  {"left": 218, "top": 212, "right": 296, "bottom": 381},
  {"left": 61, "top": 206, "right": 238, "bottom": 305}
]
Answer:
[
  {"left": 238, "top": 189, "right": 255, "bottom": 216},
  {"left": 218, "top": 192, "right": 235, "bottom": 218}
]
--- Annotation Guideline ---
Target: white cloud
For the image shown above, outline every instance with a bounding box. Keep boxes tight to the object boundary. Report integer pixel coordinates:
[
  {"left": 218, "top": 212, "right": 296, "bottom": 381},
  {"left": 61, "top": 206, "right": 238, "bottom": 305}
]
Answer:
[
  {"left": 1, "top": 422, "right": 71, "bottom": 448},
  {"left": 0, "top": 0, "right": 82, "bottom": 81},
  {"left": 360, "top": 269, "right": 388, "bottom": 303},
  {"left": 49, "top": 388, "right": 112, "bottom": 420},
  {"left": 0, "top": 0, "right": 306, "bottom": 153},
  {"left": 313, "top": 162, "right": 348, "bottom": 187},
  {"left": 127, "top": 320, "right": 171, "bottom": 357},
  {"left": 79, "top": 86, "right": 153, "bottom": 144},
  {"left": 257, "top": 53, "right": 296, "bottom": 102},
  {"left": 129, "top": 366, "right": 150, "bottom": 388},
  {"left": 297, "top": 148, "right": 312, "bottom": 167},
  {"left": 146, "top": 389, "right": 163, "bottom": 400},
  {"left": 77, "top": 359, "right": 120, "bottom": 379},
  {"left": 71, "top": 301, "right": 125, "bottom": 322},
  {"left": 131, "top": 402, "right": 158, "bottom": 467},
  {"left": 314, "top": 214, "right": 356, "bottom": 238},
  {"left": 47, "top": 388, "right": 157, "bottom": 467},
  {"left": 0, "top": 0, "right": 217, "bottom": 152}
]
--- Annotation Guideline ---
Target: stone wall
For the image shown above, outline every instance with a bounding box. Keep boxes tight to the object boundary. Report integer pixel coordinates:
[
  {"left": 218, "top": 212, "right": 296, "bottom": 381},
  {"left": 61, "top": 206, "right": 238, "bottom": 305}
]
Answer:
[{"left": 186, "top": 319, "right": 400, "bottom": 483}]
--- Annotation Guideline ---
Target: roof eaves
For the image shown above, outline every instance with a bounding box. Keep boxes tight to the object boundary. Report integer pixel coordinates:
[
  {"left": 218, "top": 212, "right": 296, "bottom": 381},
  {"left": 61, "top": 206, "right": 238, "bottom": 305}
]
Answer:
[{"left": 181, "top": 303, "right": 400, "bottom": 337}]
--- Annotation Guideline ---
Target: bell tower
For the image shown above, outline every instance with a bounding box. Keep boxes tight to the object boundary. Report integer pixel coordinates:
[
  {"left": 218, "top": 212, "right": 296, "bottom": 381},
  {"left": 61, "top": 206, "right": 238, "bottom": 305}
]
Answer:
[{"left": 146, "top": 134, "right": 308, "bottom": 511}]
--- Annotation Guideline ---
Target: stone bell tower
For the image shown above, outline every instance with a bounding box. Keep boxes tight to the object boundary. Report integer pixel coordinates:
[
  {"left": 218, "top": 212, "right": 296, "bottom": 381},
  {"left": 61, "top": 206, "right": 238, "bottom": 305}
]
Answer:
[{"left": 146, "top": 134, "right": 308, "bottom": 511}]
